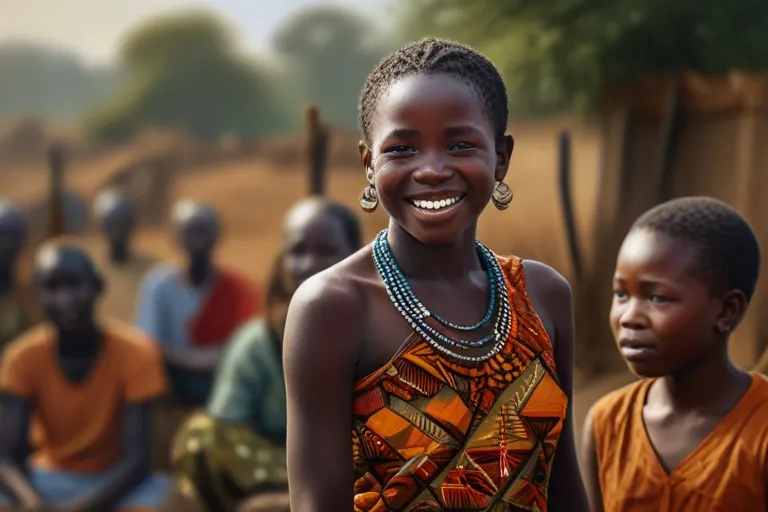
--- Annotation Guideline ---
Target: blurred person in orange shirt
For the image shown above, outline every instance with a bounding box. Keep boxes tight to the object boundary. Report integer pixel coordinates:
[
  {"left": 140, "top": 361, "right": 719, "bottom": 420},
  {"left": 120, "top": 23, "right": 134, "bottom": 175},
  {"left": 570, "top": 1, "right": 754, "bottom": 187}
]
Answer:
[{"left": 0, "top": 243, "right": 171, "bottom": 512}]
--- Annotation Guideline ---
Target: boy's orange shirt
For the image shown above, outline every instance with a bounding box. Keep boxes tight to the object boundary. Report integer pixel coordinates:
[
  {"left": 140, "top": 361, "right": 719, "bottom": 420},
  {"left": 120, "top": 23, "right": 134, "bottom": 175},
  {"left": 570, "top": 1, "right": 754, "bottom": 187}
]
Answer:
[
  {"left": 0, "top": 322, "right": 168, "bottom": 473},
  {"left": 592, "top": 373, "right": 768, "bottom": 511}
]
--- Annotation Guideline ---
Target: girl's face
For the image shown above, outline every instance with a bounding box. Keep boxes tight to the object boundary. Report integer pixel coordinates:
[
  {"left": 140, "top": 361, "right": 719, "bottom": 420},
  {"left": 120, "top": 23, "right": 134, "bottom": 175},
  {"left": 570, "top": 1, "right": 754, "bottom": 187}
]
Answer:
[
  {"left": 361, "top": 73, "right": 513, "bottom": 245},
  {"left": 281, "top": 205, "right": 355, "bottom": 293},
  {"left": 269, "top": 205, "right": 356, "bottom": 341}
]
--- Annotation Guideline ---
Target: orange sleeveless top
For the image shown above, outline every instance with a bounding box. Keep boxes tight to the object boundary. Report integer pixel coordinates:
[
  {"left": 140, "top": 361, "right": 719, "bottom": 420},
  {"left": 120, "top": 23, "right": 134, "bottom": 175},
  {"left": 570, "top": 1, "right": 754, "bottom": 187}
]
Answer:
[
  {"left": 351, "top": 256, "right": 567, "bottom": 511},
  {"left": 592, "top": 373, "right": 768, "bottom": 511}
]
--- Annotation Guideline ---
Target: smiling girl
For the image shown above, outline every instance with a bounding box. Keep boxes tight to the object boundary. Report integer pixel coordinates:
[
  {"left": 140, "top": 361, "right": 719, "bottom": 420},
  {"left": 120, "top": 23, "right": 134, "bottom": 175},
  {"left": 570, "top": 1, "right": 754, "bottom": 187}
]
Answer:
[{"left": 283, "top": 38, "right": 588, "bottom": 511}]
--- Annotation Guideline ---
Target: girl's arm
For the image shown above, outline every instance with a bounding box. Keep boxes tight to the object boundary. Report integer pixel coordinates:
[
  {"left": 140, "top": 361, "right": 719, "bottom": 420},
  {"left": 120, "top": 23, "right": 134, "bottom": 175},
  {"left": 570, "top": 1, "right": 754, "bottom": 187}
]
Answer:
[{"left": 283, "top": 272, "right": 365, "bottom": 511}]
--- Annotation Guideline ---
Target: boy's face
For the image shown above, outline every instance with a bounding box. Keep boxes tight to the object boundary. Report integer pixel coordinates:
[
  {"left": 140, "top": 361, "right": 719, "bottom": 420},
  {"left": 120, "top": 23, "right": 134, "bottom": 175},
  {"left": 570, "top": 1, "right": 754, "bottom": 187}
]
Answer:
[
  {"left": 282, "top": 203, "right": 354, "bottom": 291},
  {"left": 101, "top": 209, "right": 133, "bottom": 245},
  {"left": 36, "top": 250, "right": 100, "bottom": 331},
  {"left": 610, "top": 229, "right": 723, "bottom": 378},
  {"left": 177, "top": 215, "right": 217, "bottom": 261}
]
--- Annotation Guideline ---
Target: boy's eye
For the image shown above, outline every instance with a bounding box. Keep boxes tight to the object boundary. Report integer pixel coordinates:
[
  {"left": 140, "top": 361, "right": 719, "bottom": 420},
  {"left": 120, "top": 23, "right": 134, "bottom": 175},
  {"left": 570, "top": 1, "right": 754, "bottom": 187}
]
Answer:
[
  {"left": 613, "top": 290, "right": 628, "bottom": 300},
  {"left": 648, "top": 295, "right": 668, "bottom": 303},
  {"left": 449, "top": 142, "right": 475, "bottom": 151}
]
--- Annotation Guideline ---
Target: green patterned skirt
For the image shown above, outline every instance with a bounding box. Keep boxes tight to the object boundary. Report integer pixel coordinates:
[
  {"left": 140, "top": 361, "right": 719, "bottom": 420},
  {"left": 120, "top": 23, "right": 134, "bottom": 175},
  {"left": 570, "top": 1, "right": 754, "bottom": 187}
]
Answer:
[{"left": 172, "top": 413, "right": 289, "bottom": 512}]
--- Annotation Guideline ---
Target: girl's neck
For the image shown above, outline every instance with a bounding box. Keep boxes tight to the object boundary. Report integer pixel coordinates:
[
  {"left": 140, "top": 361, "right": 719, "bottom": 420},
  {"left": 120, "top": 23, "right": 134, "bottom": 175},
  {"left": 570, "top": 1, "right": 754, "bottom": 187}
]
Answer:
[
  {"left": 266, "top": 298, "right": 290, "bottom": 359},
  {"left": 386, "top": 220, "right": 482, "bottom": 281},
  {"left": 653, "top": 345, "right": 750, "bottom": 412}
]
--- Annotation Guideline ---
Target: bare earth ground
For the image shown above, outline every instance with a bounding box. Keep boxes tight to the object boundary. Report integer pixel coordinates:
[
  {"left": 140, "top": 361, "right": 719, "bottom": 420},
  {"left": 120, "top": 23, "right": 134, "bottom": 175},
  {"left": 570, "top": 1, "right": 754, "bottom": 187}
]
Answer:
[{"left": 0, "top": 115, "right": 603, "bottom": 285}]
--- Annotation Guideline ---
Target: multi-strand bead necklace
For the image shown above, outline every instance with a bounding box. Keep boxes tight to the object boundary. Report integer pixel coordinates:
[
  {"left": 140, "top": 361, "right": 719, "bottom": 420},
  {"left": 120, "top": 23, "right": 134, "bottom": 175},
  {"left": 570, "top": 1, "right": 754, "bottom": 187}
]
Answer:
[{"left": 372, "top": 230, "right": 511, "bottom": 362}]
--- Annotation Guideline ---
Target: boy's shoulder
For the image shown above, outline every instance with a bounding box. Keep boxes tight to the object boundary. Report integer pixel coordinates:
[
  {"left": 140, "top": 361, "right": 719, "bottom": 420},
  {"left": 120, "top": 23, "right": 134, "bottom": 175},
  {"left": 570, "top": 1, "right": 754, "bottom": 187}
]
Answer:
[
  {"left": 103, "top": 320, "right": 163, "bottom": 362},
  {"left": 743, "top": 372, "right": 768, "bottom": 419},
  {"left": 140, "top": 264, "right": 179, "bottom": 289},
  {"left": 590, "top": 378, "right": 648, "bottom": 427},
  {"left": 2, "top": 324, "right": 54, "bottom": 364},
  {"left": 750, "top": 371, "right": 768, "bottom": 390}
]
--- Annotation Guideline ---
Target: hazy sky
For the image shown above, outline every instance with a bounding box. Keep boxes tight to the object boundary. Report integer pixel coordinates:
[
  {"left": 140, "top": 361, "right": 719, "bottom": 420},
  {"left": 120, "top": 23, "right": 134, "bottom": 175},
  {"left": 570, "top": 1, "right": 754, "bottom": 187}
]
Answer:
[{"left": 0, "top": 0, "right": 391, "bottom": 65}]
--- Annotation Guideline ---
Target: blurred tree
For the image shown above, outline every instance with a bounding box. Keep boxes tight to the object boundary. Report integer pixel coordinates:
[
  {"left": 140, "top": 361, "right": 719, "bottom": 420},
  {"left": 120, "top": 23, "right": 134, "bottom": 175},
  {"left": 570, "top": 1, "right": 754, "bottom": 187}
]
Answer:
[
  {"left": 0, "top": 43, "right": 121, "bottom": 120},
  {"left": 272, "top": 6, "right": 394, "bottom": 129},
  {"left": 402, "top": 0, "right": 768, "bottom": 114},
  {"left": 85, "top": 10, "right": 284, "bottom": 141}
]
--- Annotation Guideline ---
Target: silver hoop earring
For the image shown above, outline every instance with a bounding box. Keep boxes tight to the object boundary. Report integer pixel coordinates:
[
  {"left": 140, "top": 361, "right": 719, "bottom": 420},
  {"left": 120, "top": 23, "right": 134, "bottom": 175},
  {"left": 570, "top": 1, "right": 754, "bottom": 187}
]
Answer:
[
  {"left": 492, "top": 181, "right": 513, "bottom": 210},
  {"left": 360, "top": 168, "right": 378, "bottom": 213}
]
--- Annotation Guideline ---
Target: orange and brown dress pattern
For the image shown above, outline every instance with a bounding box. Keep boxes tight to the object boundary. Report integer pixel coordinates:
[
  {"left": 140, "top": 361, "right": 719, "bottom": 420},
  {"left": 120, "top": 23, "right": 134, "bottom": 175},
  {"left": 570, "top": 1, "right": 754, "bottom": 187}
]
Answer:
[{"left": 352, "top": 256, "right": 568, "bottom": 512}]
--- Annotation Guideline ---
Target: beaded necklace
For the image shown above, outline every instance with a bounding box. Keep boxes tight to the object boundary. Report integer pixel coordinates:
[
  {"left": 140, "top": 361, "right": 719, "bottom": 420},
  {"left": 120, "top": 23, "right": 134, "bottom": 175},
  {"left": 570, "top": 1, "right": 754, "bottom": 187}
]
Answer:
[{"left": 372, "top": 230, "right": 511, "bottom": 362}]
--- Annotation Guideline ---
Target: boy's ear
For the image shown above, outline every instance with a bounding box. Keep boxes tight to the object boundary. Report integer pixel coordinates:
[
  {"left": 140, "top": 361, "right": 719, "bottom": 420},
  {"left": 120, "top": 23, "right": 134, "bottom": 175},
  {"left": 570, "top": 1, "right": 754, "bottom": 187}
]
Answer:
[{"left": 716, "top": 289, "right": 748, "bottom": 335}]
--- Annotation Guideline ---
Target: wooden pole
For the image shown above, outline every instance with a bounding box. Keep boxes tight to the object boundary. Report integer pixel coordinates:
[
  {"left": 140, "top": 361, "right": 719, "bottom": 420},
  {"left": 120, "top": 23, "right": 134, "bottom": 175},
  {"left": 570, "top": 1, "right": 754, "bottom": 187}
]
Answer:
[
  {"left": 558, "top": 130, "right": 582, "bottom": 282},
  {"left": 46, "top": 143, "right": 66, "bottom": 239},
  {"left": 306, "top": 105, "right": 329, "bottom": 196}
]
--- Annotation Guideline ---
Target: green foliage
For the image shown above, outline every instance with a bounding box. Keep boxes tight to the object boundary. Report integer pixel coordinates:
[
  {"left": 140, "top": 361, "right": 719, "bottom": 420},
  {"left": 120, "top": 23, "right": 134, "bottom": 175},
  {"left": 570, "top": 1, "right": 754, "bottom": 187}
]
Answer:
[
  {"left": 119, "top": 11, "right": 235, "bottom": 72},
  {"left": 402, "top": 0, "right": 768, "bottom": 114},
  {"left": 85, "top": 10, "right": 283, "bottom": 142},
  {"left": 0, "top": 43, "right": 122, "bottom": 120},
  {"left": 272, "top": 6, "right": 395, "bottom": 129}
]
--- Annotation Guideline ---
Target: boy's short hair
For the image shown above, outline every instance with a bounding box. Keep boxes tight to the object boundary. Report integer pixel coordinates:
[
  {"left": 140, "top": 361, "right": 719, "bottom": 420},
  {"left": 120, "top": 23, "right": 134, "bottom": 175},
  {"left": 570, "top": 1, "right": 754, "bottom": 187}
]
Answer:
[{"left": 631, "top": 197, "right": 761, "bottom": 300}]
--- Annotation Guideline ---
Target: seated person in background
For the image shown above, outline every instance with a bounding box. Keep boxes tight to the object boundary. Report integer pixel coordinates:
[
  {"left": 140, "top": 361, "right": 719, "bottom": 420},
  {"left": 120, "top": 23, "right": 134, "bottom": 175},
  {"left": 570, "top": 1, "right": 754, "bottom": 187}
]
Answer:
[
  {"left": 0, "top": 243, "right": 170, "bottom": 512},
  {"left": 0, "top": 200, "right": 39, "bottom": 355},
  {"left": 582, "top": 197, "right": 768, "bottom": 511},
  {"left": 172, "top": 197, "right": 362, "bottom": 512},
  {"left": 135, "top": 200, "right": 261, "bottom": 406},
  {"left": 92, "top": 189, "right": 157, "bottom": 324}
]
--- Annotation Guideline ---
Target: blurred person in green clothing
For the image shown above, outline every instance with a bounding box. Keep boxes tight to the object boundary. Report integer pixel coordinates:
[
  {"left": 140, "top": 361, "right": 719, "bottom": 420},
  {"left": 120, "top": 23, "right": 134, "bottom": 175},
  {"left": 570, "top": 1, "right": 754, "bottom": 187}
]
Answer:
[{"left": 172, "top": 197, "right": 362, "bottom": 512}]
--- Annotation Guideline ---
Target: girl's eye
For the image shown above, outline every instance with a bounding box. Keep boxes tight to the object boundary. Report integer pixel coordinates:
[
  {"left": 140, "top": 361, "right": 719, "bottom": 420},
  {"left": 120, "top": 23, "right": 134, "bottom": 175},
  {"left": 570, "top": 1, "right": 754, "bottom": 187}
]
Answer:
[
  {"left": 449, "top": 142, "right": 475, "bottom": 151},
  {"left": 649, "top": 295, "right": 668, "bottom": 303},
  {"left": 383, "top": 144, "right": 415, "bottom": 154},
  {"left": 613, "top": 290, "right": 628, "bottom": 300}
]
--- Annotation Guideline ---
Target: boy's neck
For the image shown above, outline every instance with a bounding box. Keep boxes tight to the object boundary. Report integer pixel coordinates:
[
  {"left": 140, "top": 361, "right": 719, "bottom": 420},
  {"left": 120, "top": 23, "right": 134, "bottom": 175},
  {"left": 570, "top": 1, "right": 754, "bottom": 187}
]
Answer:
[
  {"left": 186, "top": 257, "right": 213, "bottom": 287},
  {"left": 57, "top": 322, "right": 102, "bottom": 358},
  {"left": 108, "top": 241, "right": 131, "bottom": 264},
  {"left": 654, "top": 346, "right": 750, "bottom": 413}
]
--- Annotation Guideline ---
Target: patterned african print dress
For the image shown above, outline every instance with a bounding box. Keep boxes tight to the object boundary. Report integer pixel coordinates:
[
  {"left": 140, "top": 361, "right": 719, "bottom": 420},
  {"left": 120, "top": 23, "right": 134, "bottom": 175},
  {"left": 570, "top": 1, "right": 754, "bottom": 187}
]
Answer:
[{"left": 352, "top": 256, "right": 566, "bottom": 511}]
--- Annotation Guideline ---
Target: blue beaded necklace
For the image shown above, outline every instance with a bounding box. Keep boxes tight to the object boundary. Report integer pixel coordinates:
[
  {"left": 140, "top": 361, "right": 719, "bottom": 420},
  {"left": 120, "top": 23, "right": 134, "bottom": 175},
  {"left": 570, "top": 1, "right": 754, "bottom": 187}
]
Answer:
[
  {"left": 372, "top": 230, "right": 512, "bottom": 363},
  {"left": 375, "top": 234, "right": 497, "bottom": 332}
]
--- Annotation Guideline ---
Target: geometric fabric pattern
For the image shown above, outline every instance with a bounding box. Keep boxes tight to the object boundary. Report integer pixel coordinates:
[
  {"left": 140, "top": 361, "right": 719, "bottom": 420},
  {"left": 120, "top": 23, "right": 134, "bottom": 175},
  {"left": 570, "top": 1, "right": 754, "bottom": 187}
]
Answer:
[{"left": 352, "top": 256, "right": 567, "bottom": 511}]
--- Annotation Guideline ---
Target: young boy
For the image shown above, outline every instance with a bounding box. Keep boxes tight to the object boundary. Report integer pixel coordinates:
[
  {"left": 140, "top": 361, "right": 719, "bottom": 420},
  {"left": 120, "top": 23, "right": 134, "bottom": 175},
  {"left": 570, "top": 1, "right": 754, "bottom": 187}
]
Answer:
[
  {"left": 135, "top": 200, "right": 260, "bottom": 406},
  {"left": 92, "top": 190, "right": 157, "bottom": 324},
  {"left": 582, "top": 197, "right": 768, "bottom": 511},
  {"left": 0, "top": 243, "right": 170, "bottom": 511}
]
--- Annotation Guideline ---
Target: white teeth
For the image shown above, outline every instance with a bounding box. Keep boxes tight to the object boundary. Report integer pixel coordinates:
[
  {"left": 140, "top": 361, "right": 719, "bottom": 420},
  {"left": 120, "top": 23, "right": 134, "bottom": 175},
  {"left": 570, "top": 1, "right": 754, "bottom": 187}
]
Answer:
[{"left": 411, "top": 196, "right": 462, "bottom": 210}]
